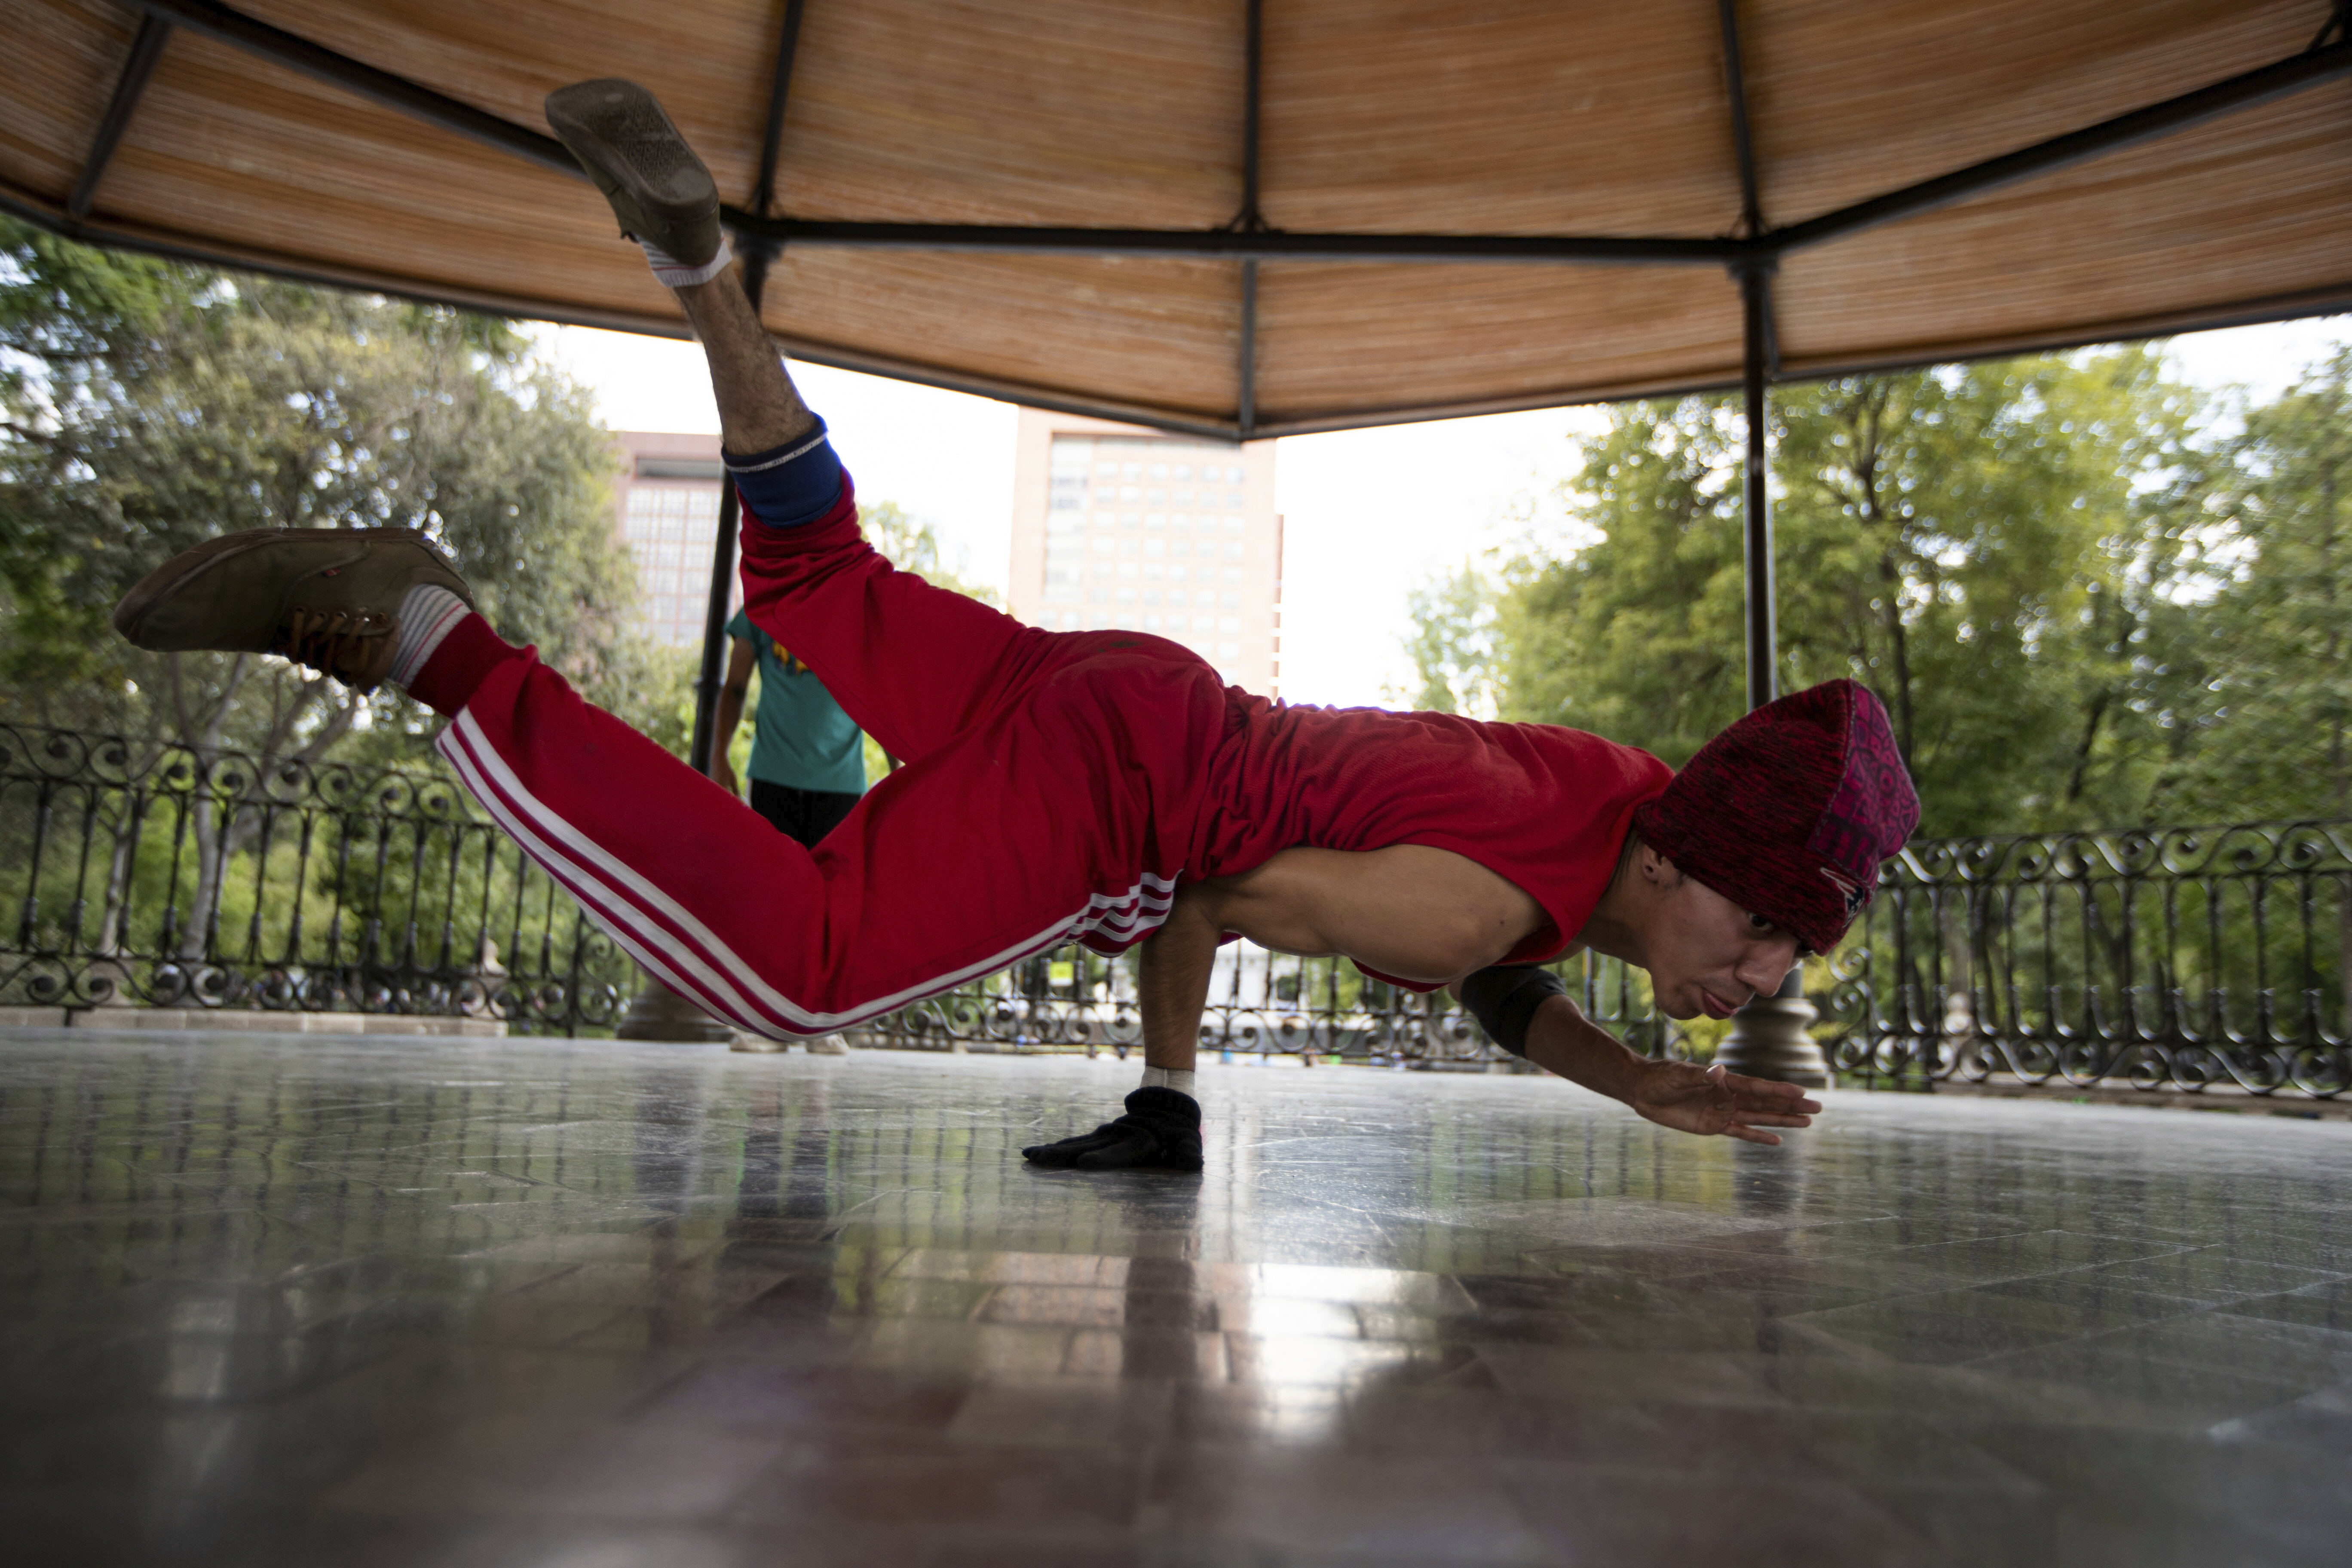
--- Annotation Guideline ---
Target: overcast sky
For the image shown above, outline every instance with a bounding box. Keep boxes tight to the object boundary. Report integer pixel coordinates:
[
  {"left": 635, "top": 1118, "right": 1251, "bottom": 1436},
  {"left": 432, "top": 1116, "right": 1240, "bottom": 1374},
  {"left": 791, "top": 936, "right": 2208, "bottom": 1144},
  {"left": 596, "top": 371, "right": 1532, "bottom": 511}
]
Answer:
[{"left": 538, "top": 314, "right": 2348, "bottom": 711}]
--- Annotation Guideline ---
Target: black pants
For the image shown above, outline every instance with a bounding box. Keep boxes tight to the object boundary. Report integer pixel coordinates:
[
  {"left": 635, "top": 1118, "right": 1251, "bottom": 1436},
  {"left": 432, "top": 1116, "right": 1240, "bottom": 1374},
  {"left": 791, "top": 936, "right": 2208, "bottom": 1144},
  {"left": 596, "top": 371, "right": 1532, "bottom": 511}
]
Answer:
[{"left": 747, "top": 778, "right": 861, "bottom": 849}]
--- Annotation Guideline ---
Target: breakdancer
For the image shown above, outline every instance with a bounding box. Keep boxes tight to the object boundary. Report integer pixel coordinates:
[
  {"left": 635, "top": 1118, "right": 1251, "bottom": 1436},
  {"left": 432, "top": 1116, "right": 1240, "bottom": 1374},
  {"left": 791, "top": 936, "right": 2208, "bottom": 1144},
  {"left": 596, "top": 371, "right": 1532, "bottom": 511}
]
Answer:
[{"left": 112, "top": 81, "right": 1919, "bottom": 1173}]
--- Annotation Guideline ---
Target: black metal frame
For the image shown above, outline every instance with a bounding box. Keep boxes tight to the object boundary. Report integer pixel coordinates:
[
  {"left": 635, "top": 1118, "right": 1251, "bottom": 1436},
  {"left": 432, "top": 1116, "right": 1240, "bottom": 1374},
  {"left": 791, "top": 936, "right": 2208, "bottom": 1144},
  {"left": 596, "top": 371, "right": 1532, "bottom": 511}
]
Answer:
[{"left": 68, "top": 12, "right": 171, "bottom": 219}]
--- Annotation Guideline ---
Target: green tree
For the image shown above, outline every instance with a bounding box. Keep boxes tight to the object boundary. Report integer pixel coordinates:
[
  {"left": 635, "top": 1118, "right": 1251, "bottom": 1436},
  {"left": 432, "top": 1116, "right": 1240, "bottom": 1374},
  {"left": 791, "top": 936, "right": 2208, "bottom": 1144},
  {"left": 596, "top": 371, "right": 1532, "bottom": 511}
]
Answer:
[
  {"left": 1475, "top": 349, "right": 2205, "bottom": 835},
  {"left": 862, "top": 499, "right": 1000, "bottom": 606},
  {"left": 2160, "top": 348, "right": 2352, "bottom": 822},
  {"left": 0, "top": 218, "right": 644, "bottom": 751},
  {"left": 0, "top": 219, "right": 644, "bottom": 953},
  {"left": 1397, "top": 560, "right": 1498, "bottom": 715}
]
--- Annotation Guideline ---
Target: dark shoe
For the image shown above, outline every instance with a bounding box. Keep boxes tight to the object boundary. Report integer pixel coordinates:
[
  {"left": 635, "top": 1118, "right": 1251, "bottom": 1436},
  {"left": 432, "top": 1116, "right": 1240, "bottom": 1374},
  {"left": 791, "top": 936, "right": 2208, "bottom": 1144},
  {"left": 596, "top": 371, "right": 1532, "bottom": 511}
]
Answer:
[
  {"left": 113, "top": 528, "right": 472, "bottom": 693},
  {"left": 545, "top": 79, "right": 722, "bottom": 265},
  {"left": 1022, "top": 1087, "right": 1204, "bottom": 1173}
]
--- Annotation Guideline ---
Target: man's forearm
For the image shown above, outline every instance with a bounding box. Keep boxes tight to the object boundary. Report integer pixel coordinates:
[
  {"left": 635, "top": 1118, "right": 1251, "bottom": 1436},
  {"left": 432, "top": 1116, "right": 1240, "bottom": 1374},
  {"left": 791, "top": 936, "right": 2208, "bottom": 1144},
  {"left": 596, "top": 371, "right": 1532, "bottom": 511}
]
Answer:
[
  {"left": 1520, "top": 995, "right": 1654, "bottom": 1104},
  {"left": 1137, "top": 898, "right": 1221, "bottom": 1072},
  {"left": 710, "top": 690, "right": 746, "bottom": 774}
]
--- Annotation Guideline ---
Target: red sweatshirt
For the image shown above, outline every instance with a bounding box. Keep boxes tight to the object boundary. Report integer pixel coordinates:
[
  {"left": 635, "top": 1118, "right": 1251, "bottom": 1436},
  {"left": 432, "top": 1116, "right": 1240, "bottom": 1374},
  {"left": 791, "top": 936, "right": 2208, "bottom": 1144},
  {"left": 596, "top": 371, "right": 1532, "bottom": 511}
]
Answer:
[{"left": 1180, "top": 692, "right": 1673, "bottom": 990}]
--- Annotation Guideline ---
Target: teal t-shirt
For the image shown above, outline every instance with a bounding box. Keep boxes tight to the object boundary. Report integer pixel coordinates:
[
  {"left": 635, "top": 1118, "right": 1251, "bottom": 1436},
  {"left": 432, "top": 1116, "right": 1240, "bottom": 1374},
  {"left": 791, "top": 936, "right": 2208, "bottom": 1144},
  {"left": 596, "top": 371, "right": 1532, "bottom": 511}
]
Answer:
[{"left": 726, "top": 607, "right": 867, "bottom": 795}]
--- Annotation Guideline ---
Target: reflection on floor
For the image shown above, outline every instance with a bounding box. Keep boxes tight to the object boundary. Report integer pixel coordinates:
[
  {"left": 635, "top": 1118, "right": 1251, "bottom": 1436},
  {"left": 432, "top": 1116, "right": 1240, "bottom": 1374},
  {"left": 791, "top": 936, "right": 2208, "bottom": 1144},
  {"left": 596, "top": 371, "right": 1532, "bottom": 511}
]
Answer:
[{"left": 2, "top": 1031, "right": 2349, "bottom": 1566}]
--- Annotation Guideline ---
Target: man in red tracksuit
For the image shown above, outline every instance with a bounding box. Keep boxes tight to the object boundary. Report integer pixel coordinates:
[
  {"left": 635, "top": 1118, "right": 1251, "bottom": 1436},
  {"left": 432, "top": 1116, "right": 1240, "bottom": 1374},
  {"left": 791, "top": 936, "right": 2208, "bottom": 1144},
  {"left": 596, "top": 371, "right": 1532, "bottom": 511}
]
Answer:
[{"left": 112, "top": 81, "right": 1920, "bottom": 1173}]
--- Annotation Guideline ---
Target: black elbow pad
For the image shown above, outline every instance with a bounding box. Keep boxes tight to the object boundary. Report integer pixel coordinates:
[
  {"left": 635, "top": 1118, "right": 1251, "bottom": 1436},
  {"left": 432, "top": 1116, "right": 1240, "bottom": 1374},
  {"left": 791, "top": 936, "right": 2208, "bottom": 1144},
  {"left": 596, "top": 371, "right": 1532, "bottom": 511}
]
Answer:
[{"left": 1458, "top": 965, "right": 1566, "bottom": 1059}]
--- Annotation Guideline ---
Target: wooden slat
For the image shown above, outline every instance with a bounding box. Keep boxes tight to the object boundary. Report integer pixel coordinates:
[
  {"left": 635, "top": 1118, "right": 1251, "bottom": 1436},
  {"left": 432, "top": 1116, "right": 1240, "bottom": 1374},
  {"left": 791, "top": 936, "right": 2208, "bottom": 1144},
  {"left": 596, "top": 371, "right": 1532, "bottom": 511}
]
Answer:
[
  {"left": 2, "top": 0, "right": 138, "bottom": 205},
  {"left": 0, "top": 0, "right": 2343, "bottom": 435},
  {"left": 1255, "top": 262, "right": 1740, "bottom": 426},
  {"left": 763, "top": 249, "right": 1242, "bottom": 420},
  {"left": 1747, "top": 0, "right": 2318, "bottom": 227},
  {"left": 1263, "top": 0, "right": 1739, "bottom": 237},
  {"left": 1776, "top": 79, "right": 2352, "bottom": 371}
]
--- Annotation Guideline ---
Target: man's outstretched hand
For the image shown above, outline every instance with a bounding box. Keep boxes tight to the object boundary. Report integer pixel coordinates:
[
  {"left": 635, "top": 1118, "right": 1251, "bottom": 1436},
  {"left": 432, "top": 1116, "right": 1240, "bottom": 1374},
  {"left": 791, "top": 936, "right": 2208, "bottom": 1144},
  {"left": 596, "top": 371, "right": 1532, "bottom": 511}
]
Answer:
[
  {"left": 1022, "top": 1086, "right": 1204, "bottom": 1172},
  {"left": 1624, "top": 1060, "right": 1821, "bottom": 1146}
]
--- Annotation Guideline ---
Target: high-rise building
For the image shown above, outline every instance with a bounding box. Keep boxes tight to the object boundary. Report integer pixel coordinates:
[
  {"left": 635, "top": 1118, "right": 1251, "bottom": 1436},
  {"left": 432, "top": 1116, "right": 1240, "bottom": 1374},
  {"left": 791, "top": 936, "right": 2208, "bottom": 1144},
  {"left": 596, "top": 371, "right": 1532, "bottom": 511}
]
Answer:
[
  {"left": 608, "top": 431, "right": 730, "bottom": 648},
  {"left": 1007, "top": 409, "right": 1282, "bottom": 696}
]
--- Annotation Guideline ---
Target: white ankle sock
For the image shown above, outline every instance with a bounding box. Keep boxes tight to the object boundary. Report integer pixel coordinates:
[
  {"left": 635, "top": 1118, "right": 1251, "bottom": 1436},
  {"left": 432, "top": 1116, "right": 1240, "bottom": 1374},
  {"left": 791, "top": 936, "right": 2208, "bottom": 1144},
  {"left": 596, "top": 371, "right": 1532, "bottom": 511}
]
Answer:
[
  {"left": 641, "top": 233, "right": 734, "bottom": 289},
  {"left": 1141, "top": 1066, "right": 1196, "bottom": 1096},
  {"left": 389, "top": 585, "right": 470, "bottom": 689}
]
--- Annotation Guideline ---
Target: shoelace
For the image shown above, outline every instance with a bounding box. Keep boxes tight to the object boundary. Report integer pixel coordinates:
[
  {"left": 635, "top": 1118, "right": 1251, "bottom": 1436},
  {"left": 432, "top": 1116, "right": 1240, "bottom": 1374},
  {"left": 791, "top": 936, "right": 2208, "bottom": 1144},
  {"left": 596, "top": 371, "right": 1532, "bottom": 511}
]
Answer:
[{"left": 270, "top": 604, "right": 392, "bottom": 689}]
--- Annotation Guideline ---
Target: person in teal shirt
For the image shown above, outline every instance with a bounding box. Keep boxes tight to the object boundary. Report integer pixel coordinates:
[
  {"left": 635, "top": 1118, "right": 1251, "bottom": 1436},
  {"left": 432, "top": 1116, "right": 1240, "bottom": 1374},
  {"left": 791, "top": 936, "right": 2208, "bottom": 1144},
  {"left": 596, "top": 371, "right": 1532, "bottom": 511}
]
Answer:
[{"left": 710, "top": 605, "right": 887, "bottom": 848}]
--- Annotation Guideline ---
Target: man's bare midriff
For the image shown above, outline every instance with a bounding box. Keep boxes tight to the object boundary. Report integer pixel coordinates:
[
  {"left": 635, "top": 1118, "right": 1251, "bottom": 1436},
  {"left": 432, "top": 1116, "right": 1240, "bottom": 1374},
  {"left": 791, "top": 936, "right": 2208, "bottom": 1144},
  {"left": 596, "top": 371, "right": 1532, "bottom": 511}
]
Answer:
[{"left": 1137, "top": 845, "right": 1545, "bottom": 1069}]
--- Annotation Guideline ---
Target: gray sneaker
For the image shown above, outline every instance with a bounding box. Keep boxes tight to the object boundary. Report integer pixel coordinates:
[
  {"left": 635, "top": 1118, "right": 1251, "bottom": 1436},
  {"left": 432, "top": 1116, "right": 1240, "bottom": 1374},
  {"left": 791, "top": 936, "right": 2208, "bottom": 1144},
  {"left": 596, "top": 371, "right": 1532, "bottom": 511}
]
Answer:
[
  {"left": 545, "top": 79, "right": 722, "bottom": 266},
  {"left": 112, "top": 528, "right": 473, "bottom": 693}
]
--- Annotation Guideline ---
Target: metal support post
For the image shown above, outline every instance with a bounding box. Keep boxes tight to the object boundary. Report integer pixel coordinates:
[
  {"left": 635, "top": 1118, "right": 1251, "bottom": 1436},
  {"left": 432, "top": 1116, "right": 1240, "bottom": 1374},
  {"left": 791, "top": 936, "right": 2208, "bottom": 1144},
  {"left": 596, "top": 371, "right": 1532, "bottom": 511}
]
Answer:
[{"left": 1713, "top": 258, "right": 1831, "bottom": 1087}]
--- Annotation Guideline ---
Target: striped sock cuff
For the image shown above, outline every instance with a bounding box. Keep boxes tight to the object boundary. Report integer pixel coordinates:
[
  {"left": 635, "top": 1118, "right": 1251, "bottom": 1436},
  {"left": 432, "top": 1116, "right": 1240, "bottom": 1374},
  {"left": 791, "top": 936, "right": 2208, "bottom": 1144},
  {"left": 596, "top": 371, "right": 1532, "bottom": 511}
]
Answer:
[
  {"left": 640, "top": 233, "right": 735, "bottom": 290},
  {"left": 726, "top": 419, "right": 843, "bottom": 527},
  {"left": 390, "top": 585, "right": 472, "bottom": 689}
]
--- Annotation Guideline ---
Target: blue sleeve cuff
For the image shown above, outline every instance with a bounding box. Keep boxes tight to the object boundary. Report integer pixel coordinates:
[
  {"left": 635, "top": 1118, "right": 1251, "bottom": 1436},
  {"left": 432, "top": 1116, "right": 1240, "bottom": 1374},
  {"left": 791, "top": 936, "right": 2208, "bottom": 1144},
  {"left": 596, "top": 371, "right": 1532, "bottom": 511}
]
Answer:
[{"left": 726, "top": 418, "right": 844, "bottom": 528}]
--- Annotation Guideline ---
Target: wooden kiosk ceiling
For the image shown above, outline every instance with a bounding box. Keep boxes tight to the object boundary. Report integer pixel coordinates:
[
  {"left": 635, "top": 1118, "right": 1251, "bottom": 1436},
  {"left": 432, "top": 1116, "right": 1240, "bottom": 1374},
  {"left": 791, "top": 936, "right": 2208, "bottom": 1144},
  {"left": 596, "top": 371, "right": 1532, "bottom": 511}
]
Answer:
[{"left": 5, "top": 0, "right": 2350, "bottom": 438}]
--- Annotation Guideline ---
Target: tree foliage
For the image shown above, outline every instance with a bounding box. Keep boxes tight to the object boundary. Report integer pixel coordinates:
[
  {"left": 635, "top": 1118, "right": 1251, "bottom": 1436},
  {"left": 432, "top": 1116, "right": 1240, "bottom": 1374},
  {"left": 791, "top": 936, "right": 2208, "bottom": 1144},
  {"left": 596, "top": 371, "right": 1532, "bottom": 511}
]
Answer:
[
  {"left": 2161, "top": 347, "right": 2352, "bottom": 822},
  {"left": 0, "top": 220, "right": 658, "bottom": 953},
  {"left": 1397, "top": 560, "right": 1499, "bottom": 716},
  {"left": 0, "top": 217, "right": 649, "bottom": 763},
  {"left": 1413, "top": 345, "right": 2345, "bottom": 836}
]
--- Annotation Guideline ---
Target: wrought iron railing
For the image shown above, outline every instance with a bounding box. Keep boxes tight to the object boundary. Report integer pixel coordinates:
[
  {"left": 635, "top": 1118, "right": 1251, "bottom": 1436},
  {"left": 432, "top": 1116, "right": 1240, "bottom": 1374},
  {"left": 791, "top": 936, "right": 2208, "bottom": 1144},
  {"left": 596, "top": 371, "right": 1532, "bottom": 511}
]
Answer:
[
  {"left": 6, "top": 722, "right": 2343, "bottom": 1098},
  {"left": 0, "top": 723, "right": 630, "bottom": 1031},
  {"left": 1827, "top": 823, "right": 2351, "bottom": 1099},
  {"left": 852, "top": 934, "right": 1683, "bottom": 1069}
]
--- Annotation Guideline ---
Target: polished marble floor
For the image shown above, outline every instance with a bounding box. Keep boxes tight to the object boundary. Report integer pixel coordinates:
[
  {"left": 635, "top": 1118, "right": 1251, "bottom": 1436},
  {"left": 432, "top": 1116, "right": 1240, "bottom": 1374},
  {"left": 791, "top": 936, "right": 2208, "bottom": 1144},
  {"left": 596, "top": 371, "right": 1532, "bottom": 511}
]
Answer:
[{"left": 3, "top": 1029, "right": 2350, "bottom": 1567}]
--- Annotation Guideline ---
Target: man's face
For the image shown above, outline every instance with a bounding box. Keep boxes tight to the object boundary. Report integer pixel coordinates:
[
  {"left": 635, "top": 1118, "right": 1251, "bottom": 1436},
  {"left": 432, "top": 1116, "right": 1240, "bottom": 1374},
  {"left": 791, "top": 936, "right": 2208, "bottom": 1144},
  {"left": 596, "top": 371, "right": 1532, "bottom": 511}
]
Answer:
[{"left": 1643, "top": 867, "right": 1802, "bottom": 1022}]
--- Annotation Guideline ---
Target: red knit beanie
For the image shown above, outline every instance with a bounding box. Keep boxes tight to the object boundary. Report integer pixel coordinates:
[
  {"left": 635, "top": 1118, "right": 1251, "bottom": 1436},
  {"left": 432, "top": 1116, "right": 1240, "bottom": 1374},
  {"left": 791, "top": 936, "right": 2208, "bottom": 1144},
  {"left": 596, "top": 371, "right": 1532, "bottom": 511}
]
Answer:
[{"left": 1630, "top": 680, "right": 1919, "bottom": 954}]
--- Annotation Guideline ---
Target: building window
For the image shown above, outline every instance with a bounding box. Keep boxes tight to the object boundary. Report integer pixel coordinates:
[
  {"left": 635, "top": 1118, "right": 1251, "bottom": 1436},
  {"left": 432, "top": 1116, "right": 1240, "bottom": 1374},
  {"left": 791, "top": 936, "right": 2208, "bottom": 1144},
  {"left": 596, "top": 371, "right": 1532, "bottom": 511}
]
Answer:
[
  {"left": 1116, "top": 587, "right": 1138, "bottom": 604},
  {"left": 1222, "top": 591, "right": 1241, "bottom": 609},
  {"left": 1090, "top": 588, "right": 1111, "bottom": 605}
]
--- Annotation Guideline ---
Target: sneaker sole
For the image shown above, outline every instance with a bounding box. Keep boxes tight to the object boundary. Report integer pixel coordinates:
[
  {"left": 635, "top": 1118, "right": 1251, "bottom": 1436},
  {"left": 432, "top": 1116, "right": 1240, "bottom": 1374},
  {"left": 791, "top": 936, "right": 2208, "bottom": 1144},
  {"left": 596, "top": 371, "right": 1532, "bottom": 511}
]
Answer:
[
  {"left": 545, "top": 80, "right": 721, "bottom": 265},
  {"left": 111, "top": 527, "right": 438, "bottom": 649}
]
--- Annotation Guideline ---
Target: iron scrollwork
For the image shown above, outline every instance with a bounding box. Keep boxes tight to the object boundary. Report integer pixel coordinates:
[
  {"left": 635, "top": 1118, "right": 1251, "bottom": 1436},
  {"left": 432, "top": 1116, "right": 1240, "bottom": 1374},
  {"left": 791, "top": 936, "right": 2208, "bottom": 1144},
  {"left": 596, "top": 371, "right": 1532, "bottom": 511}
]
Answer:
[{"left": 0, "top": 720, "right": 631, "bottom": 1033}]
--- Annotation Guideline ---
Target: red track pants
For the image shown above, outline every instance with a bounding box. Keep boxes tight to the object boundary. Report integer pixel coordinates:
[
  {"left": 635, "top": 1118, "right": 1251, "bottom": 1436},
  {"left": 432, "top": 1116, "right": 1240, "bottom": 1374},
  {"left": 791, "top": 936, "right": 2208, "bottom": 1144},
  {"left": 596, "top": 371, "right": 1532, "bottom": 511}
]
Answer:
[{"left": 425, "top": 482, "right": 1227, "bottom": 1038}]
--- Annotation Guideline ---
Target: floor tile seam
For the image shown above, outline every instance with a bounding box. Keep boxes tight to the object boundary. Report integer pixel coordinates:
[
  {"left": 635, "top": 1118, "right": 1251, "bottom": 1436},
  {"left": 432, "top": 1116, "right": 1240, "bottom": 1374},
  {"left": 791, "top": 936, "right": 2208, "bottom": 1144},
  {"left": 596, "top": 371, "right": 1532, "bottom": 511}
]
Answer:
[
  {"left": 2007, "top": 1303, "right": 2352, "bottom": 1367},
  {"left": 1768, "top": 1255, "right": 2256, "bottom": 1325},
  {"left": 1948, "top": 1318, "right": 2331, "bottom": 1385}
]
